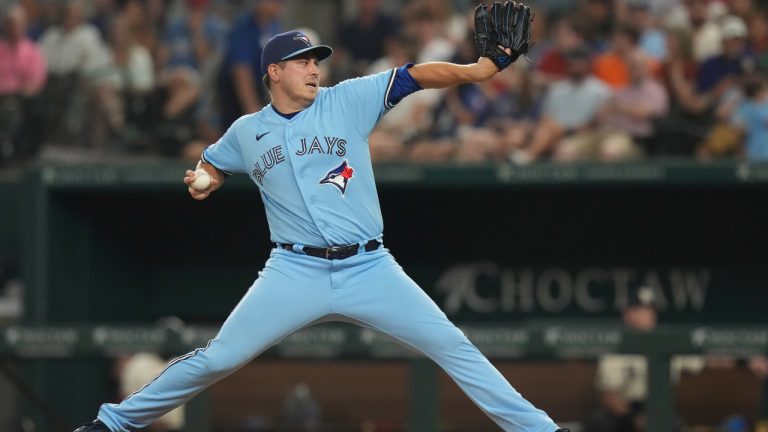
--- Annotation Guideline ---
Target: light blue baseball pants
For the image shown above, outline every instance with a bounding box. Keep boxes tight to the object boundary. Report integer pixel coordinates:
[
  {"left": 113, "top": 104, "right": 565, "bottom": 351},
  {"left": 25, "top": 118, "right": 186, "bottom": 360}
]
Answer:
[{"left": 98, "top": 247, "right": 559, "bottom": 432}]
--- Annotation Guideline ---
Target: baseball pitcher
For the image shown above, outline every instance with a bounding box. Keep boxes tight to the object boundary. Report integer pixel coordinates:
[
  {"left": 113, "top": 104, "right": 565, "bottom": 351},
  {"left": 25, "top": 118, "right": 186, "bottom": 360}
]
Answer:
[{"left": 76, "top": 3, "right": 569, "bottom": 431}]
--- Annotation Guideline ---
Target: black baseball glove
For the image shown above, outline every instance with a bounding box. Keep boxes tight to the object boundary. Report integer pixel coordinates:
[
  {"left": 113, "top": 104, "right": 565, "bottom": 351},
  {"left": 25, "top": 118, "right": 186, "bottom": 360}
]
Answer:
[{"left": 474, "top": 1, "right": 534, "bottom": 71}]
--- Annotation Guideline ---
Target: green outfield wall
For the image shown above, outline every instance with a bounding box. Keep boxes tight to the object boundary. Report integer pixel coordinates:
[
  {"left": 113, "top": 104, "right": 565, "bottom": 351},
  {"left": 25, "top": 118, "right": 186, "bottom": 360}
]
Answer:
[
  {"left": 3, "top": 161, "right": 768, "bottom": 431},
  {"left": 10, "top": 161, "right": 768, "bottom": 325}
]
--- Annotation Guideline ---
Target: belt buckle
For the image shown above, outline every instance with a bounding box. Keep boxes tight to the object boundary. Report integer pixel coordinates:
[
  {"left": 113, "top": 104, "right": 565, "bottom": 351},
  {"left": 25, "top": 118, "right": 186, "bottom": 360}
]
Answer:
[{"left": 326, "top": 246, "right": 342, "bottom": 260}]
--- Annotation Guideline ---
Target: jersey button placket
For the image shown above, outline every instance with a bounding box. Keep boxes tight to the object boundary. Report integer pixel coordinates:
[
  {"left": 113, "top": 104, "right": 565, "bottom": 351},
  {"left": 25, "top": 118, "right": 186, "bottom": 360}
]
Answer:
[{"left": 284, "top": 121, "right": 332, "bottom": 246}]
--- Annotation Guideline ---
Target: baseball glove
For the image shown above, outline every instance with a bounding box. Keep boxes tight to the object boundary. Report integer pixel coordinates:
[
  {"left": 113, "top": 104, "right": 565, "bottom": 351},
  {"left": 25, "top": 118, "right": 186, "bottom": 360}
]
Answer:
[{"left": 474, "top": 1, "right": 534, "bottom": 70}]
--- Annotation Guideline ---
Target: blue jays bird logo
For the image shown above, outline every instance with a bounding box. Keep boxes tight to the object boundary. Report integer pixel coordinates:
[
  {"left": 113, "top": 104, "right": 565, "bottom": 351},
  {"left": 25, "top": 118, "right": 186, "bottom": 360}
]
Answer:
[
  {"left": 293, "top": 33, "right": 311, "bottom": 47},
  {"left": 319, "top": 160, "right": 354, "bottom": 194}
]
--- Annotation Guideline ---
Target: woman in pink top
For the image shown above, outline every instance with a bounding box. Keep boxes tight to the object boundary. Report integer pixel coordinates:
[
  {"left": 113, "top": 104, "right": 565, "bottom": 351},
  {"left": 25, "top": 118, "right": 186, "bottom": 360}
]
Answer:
[
  {"left": 0, "top": 4, "right": 46, "bottom": 97},
  {"left": 0, "top": 4, "right": 46, "bottom": 164}
]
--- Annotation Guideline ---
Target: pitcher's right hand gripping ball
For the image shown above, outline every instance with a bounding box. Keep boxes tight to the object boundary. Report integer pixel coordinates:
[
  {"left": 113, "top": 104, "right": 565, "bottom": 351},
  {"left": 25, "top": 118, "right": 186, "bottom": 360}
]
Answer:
[
  {"left": 184, "top": 168, "right": 219, "bottom": 200},
  {"left": 474, "top": 1, "right": 534, "bottom": 70}
]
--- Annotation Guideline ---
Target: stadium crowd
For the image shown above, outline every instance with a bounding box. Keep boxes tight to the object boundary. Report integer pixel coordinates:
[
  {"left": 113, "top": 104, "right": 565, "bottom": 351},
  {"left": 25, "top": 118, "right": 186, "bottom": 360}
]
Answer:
[{"left": 0, "top": 0, "right": 766, "bottom": 167}]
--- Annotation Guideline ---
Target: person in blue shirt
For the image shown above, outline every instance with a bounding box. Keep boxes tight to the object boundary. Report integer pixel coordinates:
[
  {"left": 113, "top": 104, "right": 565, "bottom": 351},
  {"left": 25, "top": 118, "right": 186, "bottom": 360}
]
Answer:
[
  {"left": 696, "top": 16, "right": 752, "bottom": 94},
  {"left": 75, "top": 13, "right": 570, "bottom": 432},
  {"left": 733, "top": 76, "right": 768, "bottom": 160},
  {"left": 162, "top": 0, "right": 228, "bottom": 70},
  {"left": 217, "top": 0, "right": 283, "bottom": 130}
]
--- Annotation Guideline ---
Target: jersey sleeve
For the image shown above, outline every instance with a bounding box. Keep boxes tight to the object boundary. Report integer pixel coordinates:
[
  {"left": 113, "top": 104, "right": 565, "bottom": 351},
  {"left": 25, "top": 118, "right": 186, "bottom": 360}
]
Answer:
[
  {"left": 330, "top": 64, "right": 422, "bottom": 136},
  {"left": 201, "top": 119, "right": 247, "bottom": 175}
]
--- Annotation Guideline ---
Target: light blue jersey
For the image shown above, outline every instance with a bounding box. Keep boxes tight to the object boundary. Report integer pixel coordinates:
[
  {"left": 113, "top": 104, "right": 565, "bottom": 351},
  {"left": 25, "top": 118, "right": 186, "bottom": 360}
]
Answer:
[
  {"left": 203, "top": 69, "right": 398, "bottom": 246},
  {"left": 92, "top": 30, "right": 561, "bottom": 432}
]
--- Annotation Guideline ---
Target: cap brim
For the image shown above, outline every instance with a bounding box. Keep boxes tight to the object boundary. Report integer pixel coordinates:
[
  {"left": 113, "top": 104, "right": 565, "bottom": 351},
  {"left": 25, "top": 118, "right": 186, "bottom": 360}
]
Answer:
[{"left": 280, "top": 45, "right": 334, "bottom": 62}]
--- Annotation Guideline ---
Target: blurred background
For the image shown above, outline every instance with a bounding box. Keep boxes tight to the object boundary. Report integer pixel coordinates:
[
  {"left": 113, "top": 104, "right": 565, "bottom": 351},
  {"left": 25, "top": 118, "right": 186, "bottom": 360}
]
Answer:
[{"left": 1, "top": 0, "right": 768, "bottom": 431}]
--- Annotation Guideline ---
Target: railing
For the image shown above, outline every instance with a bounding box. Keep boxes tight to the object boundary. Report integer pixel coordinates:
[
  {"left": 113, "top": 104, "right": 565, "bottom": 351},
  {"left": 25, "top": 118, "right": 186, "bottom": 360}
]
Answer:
[{"left": 2, "top": 323, "right": 767, "bottom": 431}]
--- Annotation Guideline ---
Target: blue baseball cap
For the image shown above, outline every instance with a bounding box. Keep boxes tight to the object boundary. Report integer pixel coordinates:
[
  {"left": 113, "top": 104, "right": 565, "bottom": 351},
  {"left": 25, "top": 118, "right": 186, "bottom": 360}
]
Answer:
[{"left": 261, "top": 30, "right": 333, "bottom": 76}]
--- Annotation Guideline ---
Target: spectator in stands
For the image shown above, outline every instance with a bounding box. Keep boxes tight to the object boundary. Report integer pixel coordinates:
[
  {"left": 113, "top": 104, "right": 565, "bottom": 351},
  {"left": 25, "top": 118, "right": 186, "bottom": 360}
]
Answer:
[
  {"left": 584, "top": 286, "right": 705, "bottom": 432},
  {"left": 0, "top": 4, "right": 46, "bottom": 164},
  {"left": 406, "top": 26, "right": 474, "bottom": 163},
  {"left": 654, "top": 26, "right": 711, "bottom": 155},
  {"left": 682, "top": 0, "right": 723, "bottom": 62},
  {"left": 337, "top": 0, "right": 399, "bottom": 79},
  {"left": 159, "top": 0, "right": 228, "bottom": 143},
  {"left": 104, "top": 18, "right": 153, "bottom": 87},
  {"left": 491, "top": 63, "right": 544, "bottom": 161},
  {"left": 216, "top": 0, "right": 283, "bottom": 130},
  {"left": 39, "top": 0, "right": 106, "bottom": 147},
  {"left": 378, "top": 5, "right": 457, "bottom": 162},
  {"left": 696, "top": 16, "right": 752, "bottom": 94},
  {"left": 661, "top": 26, "right": 703, "bottom": 114},
  {"left": 452, "top": 63, "right": 544, "bottom": 162},
  {"left": 39, "top": 0, "right": 104, "bottom": 79},
  {"left": 511, "top": 46, "right": 612, "bottom": 163},
  {"left": 732, "top": 75, "right": 768, "bottom": 161},
  {"left": 536, "top": 17, "right": 587, "bottom": 83},
  {"left": 694, "top": 16, "right": 756, "bottom": 158},
  {"left": 627, "top": 0, "right": 667, "bottom": 61},
  {"left": 151, "top": 67, "right": 200, "bottom": 158},
  {"left": 557, "top": 50, "right": 668, "bottom": 161},
  {"left": 425, "top": 81, "right": 493, "bottom": 162},
  {"left": 160, "top": 0, "right": 227, "bottom": 71},
  {"left": 594, "top": 24, "right": 660, "bottom": 90},
  {"left": 117, "top": 0, "right": 162, "bottom": 66},
  {"left": 89, "top": 16, "right": 155, "bottom": 152}
]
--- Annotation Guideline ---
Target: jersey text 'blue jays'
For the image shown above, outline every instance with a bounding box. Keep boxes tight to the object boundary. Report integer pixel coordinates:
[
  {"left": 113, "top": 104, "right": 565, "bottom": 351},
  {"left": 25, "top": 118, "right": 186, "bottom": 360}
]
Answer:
[{"left": 202, "top": 68, "right": 400, "bottom": 247}]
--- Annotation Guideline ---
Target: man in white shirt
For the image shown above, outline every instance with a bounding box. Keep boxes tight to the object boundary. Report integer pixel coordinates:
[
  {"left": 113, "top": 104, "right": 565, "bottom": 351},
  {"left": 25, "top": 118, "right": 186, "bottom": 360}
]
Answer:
[
  {"left": 586, "top": 286, "right": 705, "bottom": 432},
  {"left": 40, "top": 0, "right": 106, "bottom": 78},
  {"left": 512, "top": 46, "right": 612, "bottom": 163}
]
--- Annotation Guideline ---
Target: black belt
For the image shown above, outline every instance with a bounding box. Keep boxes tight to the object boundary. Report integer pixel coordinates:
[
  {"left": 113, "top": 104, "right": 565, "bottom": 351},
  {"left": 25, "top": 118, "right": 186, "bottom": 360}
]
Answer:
[{"left": 280, "top": 240, "right": 381, "bottom": 260}]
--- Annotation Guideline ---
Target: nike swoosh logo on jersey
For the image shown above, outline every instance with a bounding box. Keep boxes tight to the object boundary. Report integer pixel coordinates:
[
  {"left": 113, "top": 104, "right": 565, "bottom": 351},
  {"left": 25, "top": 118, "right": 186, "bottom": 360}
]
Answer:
[{"left": 256, "top": 132, "right": 271, "bottom": 141}]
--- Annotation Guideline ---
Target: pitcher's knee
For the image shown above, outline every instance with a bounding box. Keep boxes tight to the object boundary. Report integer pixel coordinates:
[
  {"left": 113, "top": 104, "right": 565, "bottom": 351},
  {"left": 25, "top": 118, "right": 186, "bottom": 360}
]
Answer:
[{"left": 424, "top": 327, "right": 472, "bottom": 354}]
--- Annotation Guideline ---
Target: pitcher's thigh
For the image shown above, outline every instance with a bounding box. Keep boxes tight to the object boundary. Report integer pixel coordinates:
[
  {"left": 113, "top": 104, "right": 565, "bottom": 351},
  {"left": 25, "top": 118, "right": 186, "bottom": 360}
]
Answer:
[
  {"left": 210, "top": 254, "right": 333, "bottom": 368},
  {"left": 337, "top": 258, "right": 469, "bottom": 355}
]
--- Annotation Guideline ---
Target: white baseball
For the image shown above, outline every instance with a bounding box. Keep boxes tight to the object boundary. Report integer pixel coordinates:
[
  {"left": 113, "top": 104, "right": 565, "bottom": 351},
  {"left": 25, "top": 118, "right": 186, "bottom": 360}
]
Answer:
[{"left": 191, "top": 169, "right": 211, "bottom": 190}]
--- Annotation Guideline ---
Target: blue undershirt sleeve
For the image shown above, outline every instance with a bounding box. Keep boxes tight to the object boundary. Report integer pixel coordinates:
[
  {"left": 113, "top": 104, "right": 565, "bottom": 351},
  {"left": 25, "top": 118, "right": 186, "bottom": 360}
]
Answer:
[{"left": 385, "top": 63, "right": 423, "bottom": 109}]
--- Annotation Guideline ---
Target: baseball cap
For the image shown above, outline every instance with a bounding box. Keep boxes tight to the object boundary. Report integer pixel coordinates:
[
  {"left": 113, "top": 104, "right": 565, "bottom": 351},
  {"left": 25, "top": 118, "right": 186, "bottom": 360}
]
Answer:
[
  {"left": 261, "top": 30, "right": 333, "bottom": 76},
  {"left": 720, "top": 15, "right": 748, "bottom": 39}
]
